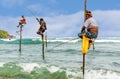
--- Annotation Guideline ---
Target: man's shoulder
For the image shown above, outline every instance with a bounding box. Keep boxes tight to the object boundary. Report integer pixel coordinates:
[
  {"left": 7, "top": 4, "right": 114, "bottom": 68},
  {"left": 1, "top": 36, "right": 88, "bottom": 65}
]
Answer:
[
  {"left": 41, "top": 21, "right": 45, "bottom": 23},
  {"left": 87, "top": 18, "right": 97, "bottom": 23},
  {"left": 88, "top": 17, "right": 94, "bottom": 21}
]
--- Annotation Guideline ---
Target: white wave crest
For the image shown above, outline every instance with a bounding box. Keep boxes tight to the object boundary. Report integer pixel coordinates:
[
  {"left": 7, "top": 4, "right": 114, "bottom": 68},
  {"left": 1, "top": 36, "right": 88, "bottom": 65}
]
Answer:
[{"left": 95, "top": 40, "right": 120, "bottom": 43}]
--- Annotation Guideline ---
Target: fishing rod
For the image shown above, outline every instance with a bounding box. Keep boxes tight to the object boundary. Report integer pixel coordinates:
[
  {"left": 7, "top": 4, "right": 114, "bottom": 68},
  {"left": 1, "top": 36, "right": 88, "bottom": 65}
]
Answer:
[{"left": 27, "top": 8, "right": 37, "bottom": 19}]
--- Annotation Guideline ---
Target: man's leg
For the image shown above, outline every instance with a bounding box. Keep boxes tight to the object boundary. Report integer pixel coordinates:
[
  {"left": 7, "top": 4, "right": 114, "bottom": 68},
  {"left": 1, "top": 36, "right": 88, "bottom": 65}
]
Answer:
[{"left": 88, "top": 39, "right": 93, "bottom": 49}]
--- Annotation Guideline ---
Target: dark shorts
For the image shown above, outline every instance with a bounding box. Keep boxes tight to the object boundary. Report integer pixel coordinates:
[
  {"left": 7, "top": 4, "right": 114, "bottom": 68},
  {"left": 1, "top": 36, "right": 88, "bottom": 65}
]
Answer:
[
  {"left": 78, "top": 31, "right": 97, "bottom": 39},
  {"left": 37, "top": 27, "right": 46, "bottom": 35}
]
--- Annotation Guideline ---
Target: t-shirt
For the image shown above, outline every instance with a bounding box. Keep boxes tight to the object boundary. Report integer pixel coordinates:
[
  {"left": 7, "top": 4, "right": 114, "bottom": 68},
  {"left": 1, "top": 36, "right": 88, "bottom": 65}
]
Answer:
[
  {"left": 21, "top": 18, "right": 26, "bottom": 24},
  {"left": 83, "top": 17, "right": 98, "bottom": 29}
]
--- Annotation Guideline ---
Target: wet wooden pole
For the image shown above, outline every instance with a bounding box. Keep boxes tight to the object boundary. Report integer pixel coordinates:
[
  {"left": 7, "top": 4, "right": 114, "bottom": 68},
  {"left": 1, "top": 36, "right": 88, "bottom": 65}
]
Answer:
[
  {"left": 19, "top": 25, "right": 22, "bottom": 52},
  {"left": 82, "top": 0, "right": 86, "bottom": 78},
  {"left": 84, "top": 0, "right": 87, "bottom": 21},
  {"left": 45, "top": 32, "right": 47, "bottom": 47},
  {"left": 41, "top": 34, "right": 45, "bottom": 60},
  {"left": 83, "top": 54, "right": 85, "bottom": 77}
]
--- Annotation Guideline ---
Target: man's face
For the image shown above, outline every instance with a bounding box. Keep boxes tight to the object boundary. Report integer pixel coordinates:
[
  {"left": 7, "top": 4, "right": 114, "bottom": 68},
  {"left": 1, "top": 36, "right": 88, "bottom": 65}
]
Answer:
[{"left": 86, "top": 14, "right": 89, "bottom": 19}]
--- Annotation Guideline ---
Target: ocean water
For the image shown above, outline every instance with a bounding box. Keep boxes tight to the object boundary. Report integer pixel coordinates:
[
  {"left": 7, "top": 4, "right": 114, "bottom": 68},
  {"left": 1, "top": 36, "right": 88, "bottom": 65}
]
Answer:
[{"left": 0, "top": 37, "right": 120, "bottom": 79}]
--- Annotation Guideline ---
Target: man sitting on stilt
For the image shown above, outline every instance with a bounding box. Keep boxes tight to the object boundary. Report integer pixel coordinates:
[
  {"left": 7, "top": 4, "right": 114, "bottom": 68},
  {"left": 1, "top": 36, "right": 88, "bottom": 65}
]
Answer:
[
  {"left": 78, "top": 10, "right": 99, "bottom": 49},
  {"left": 17, "top": 16, "right": 26, "bottom": 28},
  {"left": 36, "top": 18, "right": 47, "bottom": 36}
]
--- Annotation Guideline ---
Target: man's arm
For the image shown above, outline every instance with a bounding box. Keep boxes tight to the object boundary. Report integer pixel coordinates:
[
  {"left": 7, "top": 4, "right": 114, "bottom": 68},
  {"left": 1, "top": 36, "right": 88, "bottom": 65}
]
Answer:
[
  {"left": 81, "top": 26, "right": 86, "bottom": 32},
  {"left": 36, "top": 18, "right": 39, "bottom": 22}
]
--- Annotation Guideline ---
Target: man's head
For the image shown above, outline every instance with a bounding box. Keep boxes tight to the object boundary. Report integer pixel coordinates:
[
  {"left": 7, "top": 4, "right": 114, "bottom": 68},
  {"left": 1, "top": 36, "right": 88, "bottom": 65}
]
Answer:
[
  {"left": 40, "top": 18, "right": 43, "bottom": 21},
  {"left": 22, "top": 15, "right": 24, "bottom": 18},
  {"left": 85, "top": 10, "right": 92, "bottom": 19}
]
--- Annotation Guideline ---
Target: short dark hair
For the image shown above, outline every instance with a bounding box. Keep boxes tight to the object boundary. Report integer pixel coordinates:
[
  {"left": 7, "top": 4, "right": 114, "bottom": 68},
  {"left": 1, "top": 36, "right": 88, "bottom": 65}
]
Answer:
[
  {"left": 85, "top": 10, "right": 92, "bottom": 17},
  {"left": 40, "top": 18, "right": 43, "bottom": 21},
  {"left": 86, "top": 10, "right": 91, "bottom": 13},
  {"left": 22, "top": 15, "right": 24, "bottom": 17}
]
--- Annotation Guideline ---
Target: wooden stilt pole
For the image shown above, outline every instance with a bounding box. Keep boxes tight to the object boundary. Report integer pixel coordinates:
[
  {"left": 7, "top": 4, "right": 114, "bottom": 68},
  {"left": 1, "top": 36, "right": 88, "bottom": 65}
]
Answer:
[
  {"left": 84, "top": 0, "right": 87, "bottom": 21},
  {"left": 19, "top": 25, "right": 22, "bottom": 52},
  {"left": 83, "top": 54, "right": 85, "bottom": 78},
  {"left": 82, "top": 0, "right": 87, "bottom": 78},
  {"left": 45, "top": 32, "right": 47, "bottom": 47},
  {"left": 41, "top": 34, "right": 45, "bottom": 60},
  {"left": 93, "top": 43, "right": 95, "bottom": 49}
]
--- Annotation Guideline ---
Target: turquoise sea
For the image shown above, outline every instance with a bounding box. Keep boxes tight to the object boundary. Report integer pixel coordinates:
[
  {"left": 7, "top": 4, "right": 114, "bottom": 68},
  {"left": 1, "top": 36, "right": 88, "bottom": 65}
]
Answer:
[{"left": 0, "top": 37, "right": 120, "bottom": 79}]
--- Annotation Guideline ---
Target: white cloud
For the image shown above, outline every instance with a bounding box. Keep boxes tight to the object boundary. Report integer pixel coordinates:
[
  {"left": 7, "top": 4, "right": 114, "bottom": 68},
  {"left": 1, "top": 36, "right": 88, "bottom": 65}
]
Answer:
[
  {"left": 44, "top": 12, "right": 83, "bottom": 37},
  {"left": 27, "top": 4, "right": 43, "bottom": 13},
  {"left": 0, "top": 0, "right": 24, "bottom": 8},
  {"left": 26, "top": 3, "right": 57, "bottom": 16},
  {"left": 0, "top": 10, "right": 120, "bottom": 38},
  {"left": 93, "top": 10, "right": 120, "bottom": 37}
]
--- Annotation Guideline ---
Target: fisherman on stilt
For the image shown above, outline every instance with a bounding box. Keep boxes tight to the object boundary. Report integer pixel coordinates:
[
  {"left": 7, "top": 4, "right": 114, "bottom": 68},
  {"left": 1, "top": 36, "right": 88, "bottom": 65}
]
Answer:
[
  {"left": 17, "top": 15, "right": 26, "bottom": 52},
  {"left": 36, "top": 18, "right": 47, "bottom": 36},
  {"left": 36, "top": 18, "right": 47, "bottom": 60},
  {"left": 78, "top": 10, "right": 99, "bottom": 49},
  {"left": 17, "top": 15, "right": 27, "bottom": 29}
]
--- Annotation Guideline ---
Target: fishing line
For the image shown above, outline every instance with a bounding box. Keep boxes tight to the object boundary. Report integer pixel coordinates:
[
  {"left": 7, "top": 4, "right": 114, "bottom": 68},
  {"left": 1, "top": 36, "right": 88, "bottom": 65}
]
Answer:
[
  {"left": 47, "top": 37, "right": 79, "bottom": 51},
  {"left": 26, "top": 8, "right": 38, "bottom": 19}
]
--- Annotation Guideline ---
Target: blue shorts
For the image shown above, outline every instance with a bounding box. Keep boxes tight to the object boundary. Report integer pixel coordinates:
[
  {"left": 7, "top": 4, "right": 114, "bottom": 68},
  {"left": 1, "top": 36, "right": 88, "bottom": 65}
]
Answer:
[{"left": 78, "top": 31, "right": 97, "bottom": 39}]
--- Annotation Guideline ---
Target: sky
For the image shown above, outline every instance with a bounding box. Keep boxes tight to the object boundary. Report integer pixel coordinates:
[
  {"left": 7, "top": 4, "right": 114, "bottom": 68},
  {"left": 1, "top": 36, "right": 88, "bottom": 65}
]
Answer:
[{"left": 0, "top": 0, "right": 120, "bottom": 38}]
